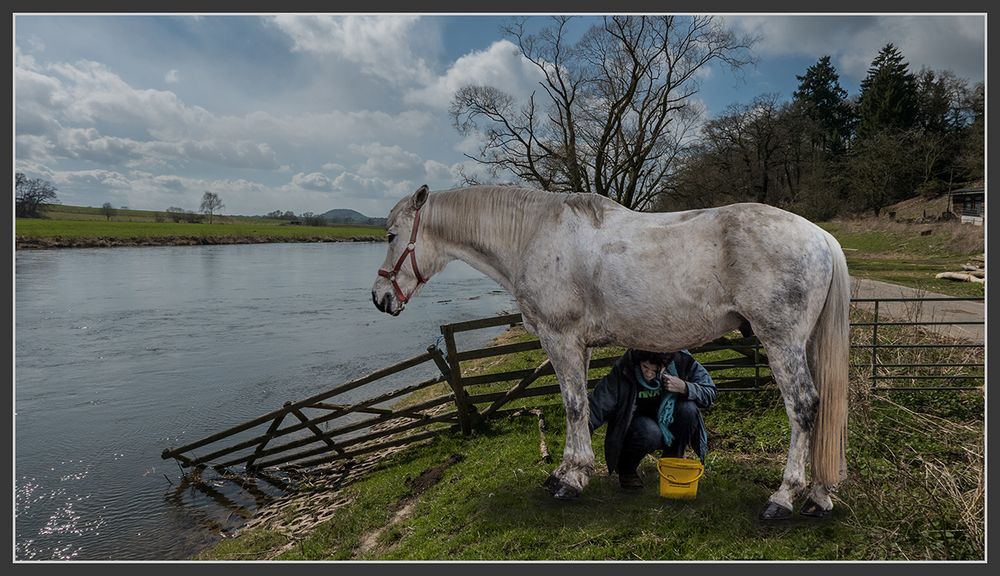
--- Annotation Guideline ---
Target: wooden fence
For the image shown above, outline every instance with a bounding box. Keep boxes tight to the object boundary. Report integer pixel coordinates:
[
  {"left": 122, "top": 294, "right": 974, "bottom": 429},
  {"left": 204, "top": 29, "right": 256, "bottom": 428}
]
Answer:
[
  {"left": 161, "top": 312, "right": 768, "bottom": 476},
  {"left": 161, "top": 297, "right": 982, "bottom": 520}
]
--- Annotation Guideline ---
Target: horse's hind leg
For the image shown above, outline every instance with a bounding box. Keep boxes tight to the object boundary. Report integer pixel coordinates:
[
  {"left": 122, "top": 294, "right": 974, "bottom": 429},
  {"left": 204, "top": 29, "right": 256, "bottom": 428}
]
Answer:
[
  {"left": 759, "top": 341, "right": 819, "bottom": 520},
  {"left": 539, "top": 336, "right": 594, "bottom": 499}
]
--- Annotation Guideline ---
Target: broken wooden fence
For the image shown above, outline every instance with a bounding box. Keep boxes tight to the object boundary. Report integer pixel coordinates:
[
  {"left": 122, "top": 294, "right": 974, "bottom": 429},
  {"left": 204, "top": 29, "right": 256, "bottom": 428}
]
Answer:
[
  {"left": 162, "top": 312, "right": 769, "bottom": 480},
  {"left": 161, "top": 297, "right": 982, "bottom": 522}
]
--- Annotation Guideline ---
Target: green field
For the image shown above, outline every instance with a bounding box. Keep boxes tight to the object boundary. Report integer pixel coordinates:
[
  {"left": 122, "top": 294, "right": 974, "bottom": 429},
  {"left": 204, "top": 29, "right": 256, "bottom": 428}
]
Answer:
[
  {"left": 16, "top": 218, "right": 382, "bottom": 240},
  {"left": 819, "top": 220, "right": 984, "bottom": 297},
  {"left": 16, "top": 204, "right": 384, "bottom": 242}
]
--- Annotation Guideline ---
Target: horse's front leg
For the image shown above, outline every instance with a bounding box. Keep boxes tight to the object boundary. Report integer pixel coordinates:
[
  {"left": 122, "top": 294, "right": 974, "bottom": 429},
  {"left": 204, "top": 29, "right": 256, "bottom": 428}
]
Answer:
[{"left": 539, "top": 336, "right": 594, "bottom": 500}]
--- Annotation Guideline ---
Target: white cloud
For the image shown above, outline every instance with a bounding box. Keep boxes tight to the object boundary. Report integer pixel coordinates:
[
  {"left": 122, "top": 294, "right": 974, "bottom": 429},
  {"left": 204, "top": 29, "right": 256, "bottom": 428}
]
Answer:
[
  {"left": 14, "top": 159, "right": 55, "bottom": 180},
  {"left": 331, "top": 171, "right": 413, "bottom": 201},
  {"left": 165, "top": 69, "right": 179, "bottom": 84},
  {"left": 423, "top": 159, "right": 454, "bottom": 182},
  {"left": 271, "top": 15, "right": 433, "bottom": 87},
  {"left": 54, "top": 169, "right": 132, "bottom": 190},
  {"left": 291, "top": 171, "right": 335, "bottom": 191},
  {"left": 405, "top": 39, "right": 544, "bottom": 109},
  {"left": 727, "top": 15, "right": 985, "bottom": 83},
  {"left": 350, "top": 142, "right": 424, "bottom": 179},
  {"left": 15, "top": 57, "right": 440, "bottom": 174},
  {"left": 14, "top": 51, "right": 446, "bottom": 214},
  {"left": 44, "top": 60, "right": 213, "bottom": 140},
  {"left": 45, "top": 128, "right": 280, "bottom": 170}
]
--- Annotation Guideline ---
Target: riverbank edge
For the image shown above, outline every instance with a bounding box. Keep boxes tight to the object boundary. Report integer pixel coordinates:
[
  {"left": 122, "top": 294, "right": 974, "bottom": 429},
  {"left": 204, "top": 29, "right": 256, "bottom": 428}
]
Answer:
[{"left": 15, "top": 235, "right": 385, "bottom": 249}]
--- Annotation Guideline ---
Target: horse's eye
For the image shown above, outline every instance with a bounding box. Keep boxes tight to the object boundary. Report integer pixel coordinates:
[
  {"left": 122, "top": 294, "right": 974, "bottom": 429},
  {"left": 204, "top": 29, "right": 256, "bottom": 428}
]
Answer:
[{"left": 387, "top": 232, "right": 397, "bottom": 243}]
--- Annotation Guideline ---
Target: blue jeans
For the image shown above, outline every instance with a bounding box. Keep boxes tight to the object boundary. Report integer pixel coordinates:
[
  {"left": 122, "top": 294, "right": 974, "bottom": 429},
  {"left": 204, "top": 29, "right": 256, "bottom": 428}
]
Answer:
[{"left": 618, "top": 400, "right": 700, "bottom": 474}]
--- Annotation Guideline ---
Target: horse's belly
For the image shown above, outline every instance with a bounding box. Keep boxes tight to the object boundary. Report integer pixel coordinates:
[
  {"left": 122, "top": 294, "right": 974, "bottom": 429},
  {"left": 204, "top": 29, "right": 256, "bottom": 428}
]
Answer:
[{"left": 590, "top": 306, "right": 740, "bottom": 352}]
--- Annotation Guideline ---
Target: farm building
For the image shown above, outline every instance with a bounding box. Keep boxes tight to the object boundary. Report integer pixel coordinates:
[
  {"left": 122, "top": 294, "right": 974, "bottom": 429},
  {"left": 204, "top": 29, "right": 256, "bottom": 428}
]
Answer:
[{"left": 948, "top": 188, "right": 985, "bottom": 225}]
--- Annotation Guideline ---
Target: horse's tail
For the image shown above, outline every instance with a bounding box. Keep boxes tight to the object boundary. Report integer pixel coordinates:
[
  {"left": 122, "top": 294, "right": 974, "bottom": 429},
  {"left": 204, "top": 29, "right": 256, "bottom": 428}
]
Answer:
[{"left": 809, "top": 232, "right": 850, "bottom": 487}]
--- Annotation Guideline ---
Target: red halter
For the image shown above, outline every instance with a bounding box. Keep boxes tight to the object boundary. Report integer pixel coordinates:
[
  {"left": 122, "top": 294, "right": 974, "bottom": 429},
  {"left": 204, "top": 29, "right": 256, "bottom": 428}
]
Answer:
[{"left": 377, "top": 208, "right": 427, "bottom": 304}]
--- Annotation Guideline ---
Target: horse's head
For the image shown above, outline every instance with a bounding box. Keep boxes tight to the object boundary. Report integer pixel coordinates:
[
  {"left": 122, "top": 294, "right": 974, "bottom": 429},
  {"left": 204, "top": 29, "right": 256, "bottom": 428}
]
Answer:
[{"left": 372, "top": 184, "right": 433, "bottom": 316}]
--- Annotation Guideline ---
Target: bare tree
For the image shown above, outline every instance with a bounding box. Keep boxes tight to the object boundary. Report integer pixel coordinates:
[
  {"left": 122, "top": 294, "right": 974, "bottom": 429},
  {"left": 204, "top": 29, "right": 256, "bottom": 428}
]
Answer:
[
  {"left": 698, "top": 94, "right": 801, "bottom": 206},
  {"left": 199, "top": 191, "right": 224, "bottom": 224},
  {"left": 450, "top": 15, "right": 755, "bottom": 210},
  {"left": 15, "top": 172, "right": 59, "bottom": 217},
  {"left": 101, "top": 202, "right": 116, "bottom": 221}
]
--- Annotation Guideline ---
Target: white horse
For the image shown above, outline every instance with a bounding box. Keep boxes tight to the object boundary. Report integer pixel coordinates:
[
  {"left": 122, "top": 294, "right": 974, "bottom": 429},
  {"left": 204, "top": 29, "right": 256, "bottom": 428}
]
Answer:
[{"left": 372, "top": 184, "right": 849, "bottom": 520}]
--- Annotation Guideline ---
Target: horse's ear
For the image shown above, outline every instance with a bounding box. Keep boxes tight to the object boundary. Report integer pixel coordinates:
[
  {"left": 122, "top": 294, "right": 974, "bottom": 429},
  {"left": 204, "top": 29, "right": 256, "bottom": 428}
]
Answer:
[{"left": 412, "top": 184, "right": 429, "bottom": 210}]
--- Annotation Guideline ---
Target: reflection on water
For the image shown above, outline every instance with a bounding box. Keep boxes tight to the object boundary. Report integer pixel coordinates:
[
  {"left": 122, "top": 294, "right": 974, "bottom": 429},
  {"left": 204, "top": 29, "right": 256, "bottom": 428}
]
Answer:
[{"left": 15, "top": 243, "right": 517, "bottom": 560}]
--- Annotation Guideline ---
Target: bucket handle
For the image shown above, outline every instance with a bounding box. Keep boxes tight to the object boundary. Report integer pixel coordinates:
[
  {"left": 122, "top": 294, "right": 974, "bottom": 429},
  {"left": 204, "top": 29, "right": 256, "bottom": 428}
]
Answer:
[{"left": 658, "top": 465, "right": 704, "bottom": 485}]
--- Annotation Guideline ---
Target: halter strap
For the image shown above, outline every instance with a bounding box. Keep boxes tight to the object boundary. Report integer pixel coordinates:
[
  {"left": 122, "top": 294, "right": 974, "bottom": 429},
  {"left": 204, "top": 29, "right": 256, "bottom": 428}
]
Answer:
[{"left": 377, "top": 207, "right": 427, "bottom": 303}]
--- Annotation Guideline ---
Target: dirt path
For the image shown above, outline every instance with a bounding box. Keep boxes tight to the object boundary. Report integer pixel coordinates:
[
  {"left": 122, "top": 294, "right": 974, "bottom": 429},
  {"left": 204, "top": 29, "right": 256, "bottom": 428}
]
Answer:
[
  {"left": 851, "top": 277, "right": 984, "bottom": 343},
  {"left": 353, "top": 454, "right": 464, "bottom": 558}
]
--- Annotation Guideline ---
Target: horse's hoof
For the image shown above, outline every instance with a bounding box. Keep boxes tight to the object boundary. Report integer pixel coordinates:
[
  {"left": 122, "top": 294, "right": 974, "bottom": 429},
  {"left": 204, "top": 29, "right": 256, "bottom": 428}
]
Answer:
[
  {"left": 800, "top": 498, "right": 832, "bottom": 518},
  {"left": 758, "top": 500, "right": 793, "bottom": 521},
  {"left": 541, "top": 474, "right": 562, "bottom": 494},
  {"left": 553, "top": 483, "right": 581, "bottom": 500}
]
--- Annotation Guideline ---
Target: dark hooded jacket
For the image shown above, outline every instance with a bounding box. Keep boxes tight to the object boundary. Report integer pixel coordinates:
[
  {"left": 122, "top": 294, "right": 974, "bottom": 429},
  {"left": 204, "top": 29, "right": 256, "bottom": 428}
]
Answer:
[{"left": 588, "top": 349, "right": 716, "bottom": 472}]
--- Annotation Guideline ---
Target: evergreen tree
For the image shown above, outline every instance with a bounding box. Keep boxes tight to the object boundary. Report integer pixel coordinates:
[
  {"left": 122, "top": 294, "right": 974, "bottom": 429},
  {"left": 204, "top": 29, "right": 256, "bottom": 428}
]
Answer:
[
  {"left": 792, "top": 55, "right": 854, "bottom": 153},
  {"left": 856, "top": 44, "right": 919, "bottom": 139}
]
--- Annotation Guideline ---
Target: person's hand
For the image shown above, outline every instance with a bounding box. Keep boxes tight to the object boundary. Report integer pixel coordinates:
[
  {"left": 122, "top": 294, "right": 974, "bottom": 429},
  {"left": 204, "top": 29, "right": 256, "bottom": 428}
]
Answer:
[{"left": 664, "top": 375, "right": 687, "bottom": 395}]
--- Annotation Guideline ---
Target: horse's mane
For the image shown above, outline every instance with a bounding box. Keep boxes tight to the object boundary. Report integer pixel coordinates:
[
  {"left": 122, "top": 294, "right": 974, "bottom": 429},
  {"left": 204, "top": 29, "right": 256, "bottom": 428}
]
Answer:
[{"left": 422, "top": 186, "right": 611, "bottom": 254}]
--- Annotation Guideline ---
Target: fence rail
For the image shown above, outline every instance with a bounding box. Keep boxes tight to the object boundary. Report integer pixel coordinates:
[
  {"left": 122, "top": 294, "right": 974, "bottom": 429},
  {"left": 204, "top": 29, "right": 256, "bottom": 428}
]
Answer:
[
  {"left": 849, "top": 296, "right": 983, "bottom": 391},
  {"left": 161, "top": 295, "right": 983, "bottom": 517}
]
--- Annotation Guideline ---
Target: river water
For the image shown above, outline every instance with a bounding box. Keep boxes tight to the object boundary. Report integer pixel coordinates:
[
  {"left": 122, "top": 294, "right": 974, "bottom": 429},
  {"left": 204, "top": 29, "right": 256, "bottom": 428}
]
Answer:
[{"left": 14, "top": 242, "right": 518, "bottom": 560}]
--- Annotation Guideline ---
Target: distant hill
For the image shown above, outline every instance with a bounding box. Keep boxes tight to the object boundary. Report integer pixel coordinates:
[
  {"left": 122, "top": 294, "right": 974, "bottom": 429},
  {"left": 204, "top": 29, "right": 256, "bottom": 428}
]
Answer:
[{"left": 319, "top": 209, "right": 386, "bottom": 226}]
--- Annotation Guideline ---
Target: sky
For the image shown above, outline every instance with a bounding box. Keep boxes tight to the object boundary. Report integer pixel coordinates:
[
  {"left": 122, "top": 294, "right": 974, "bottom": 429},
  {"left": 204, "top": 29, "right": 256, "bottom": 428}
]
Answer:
[{"left": 14, "top": 14, "right": 986, "bottom": 218}]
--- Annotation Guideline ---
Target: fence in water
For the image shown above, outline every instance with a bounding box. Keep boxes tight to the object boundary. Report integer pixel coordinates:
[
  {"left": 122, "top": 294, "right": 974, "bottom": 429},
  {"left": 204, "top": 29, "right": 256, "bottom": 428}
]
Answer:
[{"left": 161, "top": 296, "right": 983, "bottom": 520}]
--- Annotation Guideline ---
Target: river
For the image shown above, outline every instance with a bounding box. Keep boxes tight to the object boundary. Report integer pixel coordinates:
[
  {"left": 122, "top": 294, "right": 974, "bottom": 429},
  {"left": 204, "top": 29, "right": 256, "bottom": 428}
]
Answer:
[{"left": 14, "top": 242, "right": 518, "bottom": 560}]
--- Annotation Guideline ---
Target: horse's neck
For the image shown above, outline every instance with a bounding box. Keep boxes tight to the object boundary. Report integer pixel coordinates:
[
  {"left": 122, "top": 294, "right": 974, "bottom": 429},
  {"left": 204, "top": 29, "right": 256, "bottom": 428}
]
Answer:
[
  {"left": 440, "top": 233, "right": 523, "bottom": 296},
  {"left": 430, "top": 206, "right": 532, "bottom": 295}
]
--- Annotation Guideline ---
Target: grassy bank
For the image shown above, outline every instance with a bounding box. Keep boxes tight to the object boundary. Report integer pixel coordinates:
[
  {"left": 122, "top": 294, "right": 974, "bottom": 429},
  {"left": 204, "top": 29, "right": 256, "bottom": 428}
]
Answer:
[
  {"left": 16, "top": 218, "right": 382, "bottom": 241},
  {"left": 198, "top": 312, "right": 983, "bottom": 561},
  {"left": 16, "top": 208, "right": 384, "bottom": 248},
  {"left": 819, "top": 219, "right": 984, "bottom": 297}
]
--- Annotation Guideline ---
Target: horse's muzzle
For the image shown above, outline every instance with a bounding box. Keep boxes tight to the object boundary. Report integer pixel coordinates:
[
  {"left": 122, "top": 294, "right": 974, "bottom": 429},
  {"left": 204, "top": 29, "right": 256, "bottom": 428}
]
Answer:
[{"left": 372, "top": 290, "right": 402, "bottom": 316}]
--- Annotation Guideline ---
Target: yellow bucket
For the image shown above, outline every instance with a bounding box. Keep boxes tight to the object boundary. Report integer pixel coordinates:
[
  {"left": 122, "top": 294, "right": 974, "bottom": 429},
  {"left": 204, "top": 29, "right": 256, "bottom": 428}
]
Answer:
[{"left": 657, "top": 457, "right": 705, "bottom": 499}]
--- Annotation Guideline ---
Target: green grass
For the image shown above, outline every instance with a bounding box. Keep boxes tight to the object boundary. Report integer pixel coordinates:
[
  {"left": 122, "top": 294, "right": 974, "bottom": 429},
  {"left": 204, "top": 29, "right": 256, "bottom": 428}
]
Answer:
[
  {"left": 197, "top": 313, "right": 983, "bottom": 561},
  {"left": 200, "top": 393, "right": 982, "bottom": 560},
  {"left": 819, "top": 220, "right": 984, "bottom": 298},
  {"left": 16, "top": 203, "right": 385, "bottom": 243},
  {"left": 16, "top": 218, "right": 382, "bottom": 240}
]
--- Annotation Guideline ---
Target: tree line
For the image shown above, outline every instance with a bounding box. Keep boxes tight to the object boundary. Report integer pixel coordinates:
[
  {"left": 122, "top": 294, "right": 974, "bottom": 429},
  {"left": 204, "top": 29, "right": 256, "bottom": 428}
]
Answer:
[
  {"left": 451, "top": 16, "right": 983, "bottom": 220},
  {"left": 668, "top": 45, "right": 982, "bottom": 219},
  {"left": 14, "top": 179, "right": 229, "bottom": 224}
]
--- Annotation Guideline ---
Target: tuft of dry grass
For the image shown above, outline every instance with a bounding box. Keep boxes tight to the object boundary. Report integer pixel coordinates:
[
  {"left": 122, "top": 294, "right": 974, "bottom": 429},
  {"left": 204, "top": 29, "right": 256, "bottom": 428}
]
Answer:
[{"left": 842, "top": 297, "right": 984, "bottom": 558}]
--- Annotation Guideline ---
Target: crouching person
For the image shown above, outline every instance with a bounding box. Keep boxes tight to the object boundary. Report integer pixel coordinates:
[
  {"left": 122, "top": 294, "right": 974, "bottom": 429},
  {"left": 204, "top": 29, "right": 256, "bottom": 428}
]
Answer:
[{"left": 588, "top": 348, "right": 717, "bottom": 489}]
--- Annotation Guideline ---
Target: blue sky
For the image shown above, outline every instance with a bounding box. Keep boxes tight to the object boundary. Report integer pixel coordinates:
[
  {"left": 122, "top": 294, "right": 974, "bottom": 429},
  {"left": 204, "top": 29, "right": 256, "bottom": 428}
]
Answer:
[{"left": 14, "top": 14, "right": 985, "bottom": 217}]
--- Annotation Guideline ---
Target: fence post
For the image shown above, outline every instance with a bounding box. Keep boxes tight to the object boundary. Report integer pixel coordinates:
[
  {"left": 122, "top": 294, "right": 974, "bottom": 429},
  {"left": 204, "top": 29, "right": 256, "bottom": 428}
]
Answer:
[
  {"left": 245, "top": 407, "right": 288, "bottom": 472},
  {"left": 871, "top": 300, "right": 880, "bottom": 391},
  {"left": 437, "top": 327, "right": 473, "bottom": 435}
]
